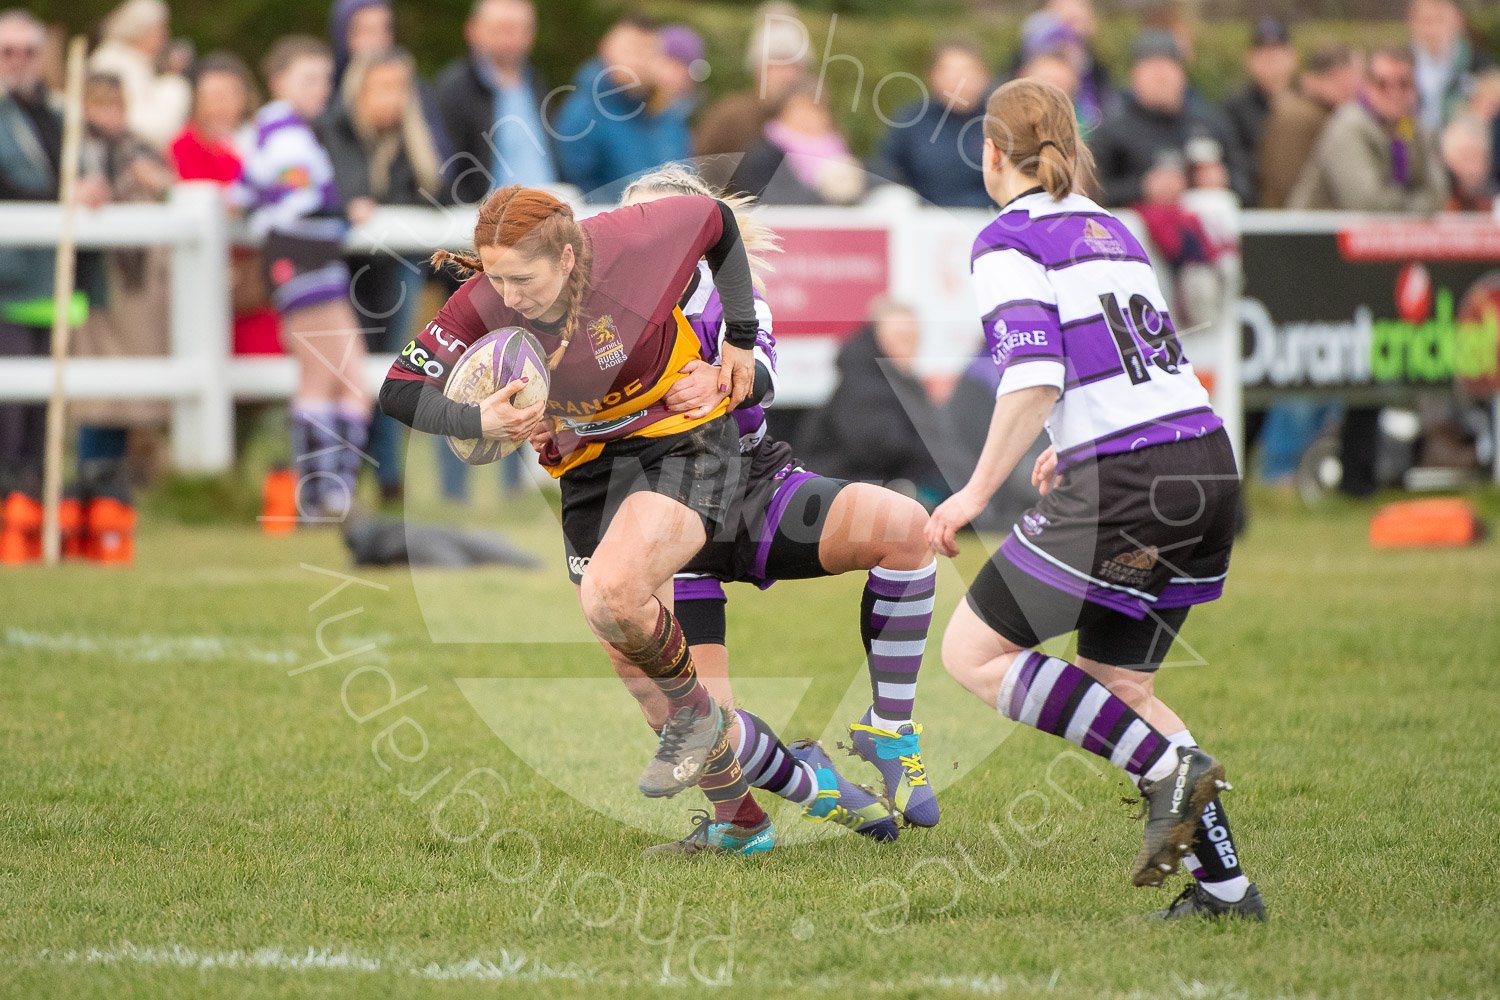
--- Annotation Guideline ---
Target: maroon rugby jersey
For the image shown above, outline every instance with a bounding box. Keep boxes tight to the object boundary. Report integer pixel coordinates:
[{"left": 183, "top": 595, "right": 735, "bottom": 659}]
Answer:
[{"left": 386, "top": 195, "right": 732, "bottom": 474}]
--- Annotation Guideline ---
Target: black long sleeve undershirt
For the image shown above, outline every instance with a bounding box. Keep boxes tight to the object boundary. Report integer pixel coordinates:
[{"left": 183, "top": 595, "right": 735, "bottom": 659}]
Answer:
[
  {"left": 705, "top": 201, "right": 759, "bottom": 350},
  {"left": 378, "top": 378, "right": 482, "bottom": 438}
]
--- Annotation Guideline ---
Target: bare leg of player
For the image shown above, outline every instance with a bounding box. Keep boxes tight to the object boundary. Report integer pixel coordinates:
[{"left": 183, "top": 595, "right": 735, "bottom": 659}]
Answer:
[
  {"left": 282, "top": 300, "right": 369, "bottom": 519},
  {"left": 579, "top": 491, "right": 748, "bottom": 803}
]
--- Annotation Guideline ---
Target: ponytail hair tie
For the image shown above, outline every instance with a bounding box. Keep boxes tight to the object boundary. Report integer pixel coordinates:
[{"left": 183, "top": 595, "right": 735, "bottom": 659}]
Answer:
[{"left": 1038, "top": 139, "right": 1064, "bottom": 153}]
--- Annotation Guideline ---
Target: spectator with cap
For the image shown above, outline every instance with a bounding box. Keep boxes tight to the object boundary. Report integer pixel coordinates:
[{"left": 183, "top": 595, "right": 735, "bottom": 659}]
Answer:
[
  {"left": 1409, "top": 0, "right": 1491, "bottom": 134},
  {"left": 554, "top": 14, "right": 690, "bottom": 199},
  {"left": 1009, "top": 0, "right": 1115, "bottom": 132},
  {"left": 694, "top": 2, "right": 811, "bottom": 188},
  {"left": 1088, "top": 29, "right": 1252, "bottom": 207},
  {"left": 329, "top": 0, "right": 394, "bottom": 86},
  {"left": 656, "top": 24, "right": 705, "bottom": 122},
  {"left": 1223, "top": 16, "right": 1297, "bottom": 206},
  {"left": 1257, "top": 45, "right": 1361, "bottom": 209},
  {"left": 876, "top": 40, "right": 992, "bottom": 207},
  {"left": 88, "top": 0, "right": 190, "bottom": 150},
  {"left": 1290, "top": 46, "right": 1446, "bottom": 213}
]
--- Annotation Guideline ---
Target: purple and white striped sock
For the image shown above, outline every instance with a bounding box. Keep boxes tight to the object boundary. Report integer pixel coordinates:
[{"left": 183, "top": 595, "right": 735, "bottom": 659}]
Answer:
[
  {"left": 998, "top": 650, "right": 1176, "bottom": 784},
  {"left": 862, "top": 561, "right": 937, "bottom": 726},
  {"left": 734, "top": 709, "right": 817, "bottom": 808}
]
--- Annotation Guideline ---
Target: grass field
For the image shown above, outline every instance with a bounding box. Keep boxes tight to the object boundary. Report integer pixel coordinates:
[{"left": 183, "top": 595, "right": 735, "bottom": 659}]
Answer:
[{"left": 3, "top": 456, "right": 1499, "bottom": 999}]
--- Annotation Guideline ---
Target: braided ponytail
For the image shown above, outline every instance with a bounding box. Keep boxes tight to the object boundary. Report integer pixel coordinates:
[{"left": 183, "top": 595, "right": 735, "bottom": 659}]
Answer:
[{"left": 547, "top": 234, "right": 592, "bottom": 370}]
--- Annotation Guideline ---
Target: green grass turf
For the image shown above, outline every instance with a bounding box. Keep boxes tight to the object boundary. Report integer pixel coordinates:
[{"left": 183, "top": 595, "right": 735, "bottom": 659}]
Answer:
[{"left": 3, "top": 459, "right": 1499, "bottom": 999}]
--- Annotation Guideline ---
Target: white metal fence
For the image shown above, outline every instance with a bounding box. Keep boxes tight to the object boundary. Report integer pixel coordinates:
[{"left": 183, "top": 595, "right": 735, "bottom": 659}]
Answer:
[{"left": 0, "top": 183, "right": 1246, "bottom": 473}]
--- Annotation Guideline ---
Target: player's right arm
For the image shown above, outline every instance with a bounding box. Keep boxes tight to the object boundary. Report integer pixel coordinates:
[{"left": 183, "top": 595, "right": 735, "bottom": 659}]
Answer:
[{"left": 377, "top": 280, "right": 485, "bottom": 438}]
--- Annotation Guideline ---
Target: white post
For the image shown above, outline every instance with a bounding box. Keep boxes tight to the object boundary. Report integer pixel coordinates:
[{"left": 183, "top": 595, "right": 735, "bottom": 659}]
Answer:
[{"left": 168, "top": 183, "right": 232, "bottom": 472}]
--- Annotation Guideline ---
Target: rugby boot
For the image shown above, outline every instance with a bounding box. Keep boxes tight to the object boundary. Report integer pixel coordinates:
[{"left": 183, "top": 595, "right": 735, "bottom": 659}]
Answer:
[
  {"left": 639, "top": 700, "right": 726, "bottom": 798},
  {"left": 643, "top": 810, "right": 776, "bottom": 858},
  {"left": 1133, "top": 746, "right": 1229, "bottom": 887},
  {"left": 1148, "top": 882, "right": 1267, "bottom": 922},
  {"left": 790, "top": 740, "right": 899, "bottom": 842},
  {"left": 848, "top": 710, "right": 939, "bottom": 827}
]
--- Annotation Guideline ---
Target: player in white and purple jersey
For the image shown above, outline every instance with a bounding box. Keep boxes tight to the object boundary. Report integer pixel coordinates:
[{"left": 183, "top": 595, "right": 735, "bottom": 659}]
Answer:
[
  {"left": 928, "top": 79, "right": 1264, "bottom": 921},
  {"left": 239, "top": 36, "right": 368, "bottom": 520},
  {"left": 612, "top": 168, "right": 940, "bottom": 858}
]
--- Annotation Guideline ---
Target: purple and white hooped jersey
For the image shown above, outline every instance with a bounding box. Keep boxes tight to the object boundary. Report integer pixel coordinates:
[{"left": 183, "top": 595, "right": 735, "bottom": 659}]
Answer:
[
  {"left": 237, "top": 100, "right": 342, "bottom": 240},
  {"left": 970, "top": 190, "right": 1221, "bottom": 469},
  {"left": 681, "top": 260, "right": 779, "bottom": 452}
]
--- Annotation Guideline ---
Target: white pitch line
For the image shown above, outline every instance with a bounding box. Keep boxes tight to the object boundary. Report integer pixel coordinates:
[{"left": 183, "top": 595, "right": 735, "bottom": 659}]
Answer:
[
  {"left": 36, "top": 943, "right": 600, "bottom": 985},
  {"left": 3, "top": 628, "right": 392, "bottom": 667}
]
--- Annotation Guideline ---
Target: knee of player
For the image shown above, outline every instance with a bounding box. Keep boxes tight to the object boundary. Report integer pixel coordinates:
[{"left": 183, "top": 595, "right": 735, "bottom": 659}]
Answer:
[
  {"left": 877, "top": 493, "right": 934, "bottom": 570},
  {"left": 578, "top": 567, "right": 642, "bottom": 634},
  {"left": 1099, "top": 668, "right": 1154, "bottom": 712}
]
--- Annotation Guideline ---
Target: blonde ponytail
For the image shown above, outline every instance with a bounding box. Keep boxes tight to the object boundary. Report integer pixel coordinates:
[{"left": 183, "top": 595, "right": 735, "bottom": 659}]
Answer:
[{"left": 983, "top": 79, "right": 1096, "bottom": 200}]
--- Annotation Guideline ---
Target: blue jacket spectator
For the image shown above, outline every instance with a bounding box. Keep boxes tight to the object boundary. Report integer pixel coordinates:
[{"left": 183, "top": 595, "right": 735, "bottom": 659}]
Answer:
[
  {"left": 877, "top": 42, "right": 992, "bottom": 207},
  {"left": 554, "top": 16, "right": 690, "bottom": 200}
]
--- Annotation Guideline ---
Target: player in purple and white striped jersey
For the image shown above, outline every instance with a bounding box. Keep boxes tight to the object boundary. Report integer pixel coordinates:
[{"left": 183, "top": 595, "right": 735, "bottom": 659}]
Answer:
[
  {"left": 612, "top": 168, "right": 940, "bottom": 857},
  {"left": 239, "top": 36, "right": 369, "bottom": 520},
  {"left": 929, "top": 80, "right": 1264, "bottom": 921}
]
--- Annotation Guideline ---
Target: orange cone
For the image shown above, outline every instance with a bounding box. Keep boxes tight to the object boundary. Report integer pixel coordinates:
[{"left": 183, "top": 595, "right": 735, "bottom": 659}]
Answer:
[
  {"left": 58, "top": 495, "right": 86, "bottom": 559},
  {"left": 87, "top": 497, "right": 136, "bottom": 564},
  {"left": 1, "top": 492, "right": 42, "bottom": 565},
  {"left": 261, "top": 467, "right": 297, "bottom": 535}
]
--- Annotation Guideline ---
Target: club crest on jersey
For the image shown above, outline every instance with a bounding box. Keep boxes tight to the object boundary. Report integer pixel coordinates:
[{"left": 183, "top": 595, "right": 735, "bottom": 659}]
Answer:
[
  {"left": 1099, "top": 544, "right": 1159, "bottom": 587},
  {"left": 588, "top": 315, "right": 627, "bottom": 370},
  {"left": 1082, "top": 218, "right": 1124, "bottom": 255},
  {"left": 1021, "top": 510, "right": 1051, "bottom": 537}
]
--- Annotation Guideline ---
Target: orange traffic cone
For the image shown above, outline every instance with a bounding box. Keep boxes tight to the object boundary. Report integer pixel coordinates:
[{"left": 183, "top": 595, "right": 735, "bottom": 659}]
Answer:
[
  {"left": 261, "top": 467, "right": 297, "bottom": 535},
  {"left": 1, "top": 492, "right": 42, "bottom": 565},
  {"left": 87, "top": 497, "right": 136, "bottom": 564},
  {"left": 58, "top": 494, "right": 86, "bottom": 559}
]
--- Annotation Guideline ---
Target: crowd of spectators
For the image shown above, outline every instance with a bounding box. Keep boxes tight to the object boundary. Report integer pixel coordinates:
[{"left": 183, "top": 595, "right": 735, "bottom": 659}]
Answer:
[{"left": 1, "top": 0, "right": 1497, "bottom": 516}]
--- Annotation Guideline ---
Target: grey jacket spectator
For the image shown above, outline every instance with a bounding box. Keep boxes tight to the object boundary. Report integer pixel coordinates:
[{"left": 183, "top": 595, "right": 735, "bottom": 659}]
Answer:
[
  {"left": 1088, "top": 32, "right": 1253, "bottom": 207},
  {"left": 1289, "top": 50, "right": 1447, "bottom": 213},
  {"left": 876, "top": 42, "right": 991, "bottom": 208},
  {"left": 1257, "top": 46, "right": 1360, "bottom": 209},
  {"left": 432, "top": 0, "right": 558, "bottom": 205}
]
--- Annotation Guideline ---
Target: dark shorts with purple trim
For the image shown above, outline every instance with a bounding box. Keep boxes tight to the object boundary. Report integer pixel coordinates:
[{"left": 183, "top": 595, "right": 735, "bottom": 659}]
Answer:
[
  {"left": 561, "top": 416, "right": 744, "bottom": 585},
  {"left": 965, "top": 429, "right": 1238, "bottom": 671},
  {"left": 263, "top": 223, "right": 351, "bottom": 314},
  {"left": 671, "top": 434, "right": 850, "bottom": 603}
]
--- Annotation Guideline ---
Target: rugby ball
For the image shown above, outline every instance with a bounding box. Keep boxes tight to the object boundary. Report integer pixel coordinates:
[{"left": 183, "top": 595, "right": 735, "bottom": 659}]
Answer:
[{"left": 443, "top": 326, "right": 550, "bottom": 464}]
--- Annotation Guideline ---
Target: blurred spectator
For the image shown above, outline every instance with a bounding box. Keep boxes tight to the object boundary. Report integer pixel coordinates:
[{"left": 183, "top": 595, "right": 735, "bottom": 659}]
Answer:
[
  {"left": 939, "top": 347, "right": 1046, "bottom": 529},
  {"left": 0, "top": 9, "right": 105, "bottom": 499},
  {"left": 318, "top": 48, "right": 447, "bottom": 503},
  {"left": 1223, "top": 16, "right": 1296, "bottom": 206},
  {"left": 1088, "top": 30, "right": 1251, "bottom": 207},
  {"left": 1018, "top": 50, "right": 1081, "bottom": 111},
  {"left": 656, "top": 24, "right": 705, "bottom": 119},
  {"left": 88, "top": 0, "right": 190, "bottom": 150},
  {"left": 1257, "top": 45, "right": 1361, "bottom": 209},
  {"left": 694, "top": 2, "right": 811, "bottom": 188},
  {"left": 1289, "top": 47, "right": 1447, "bottom": 213},
  {"left": 329, "top": 0, "right": 393, "bottom": 85},
  {"left": 1290, "top": 47, "right": 1445, "bottom": 498},
  {"left": 555, "top": 15, "right": 689, "bottom": 199},
  {"left": 1440, "top": 115, "right": 1494, "bottom": 212},
  {"left": 877, "top": 41, "right": 991, "bottom": 207},
  {"left": 240, "top": 36, "right": 369, "bottom": 519},
  {"left": 1409, "top": 0, "right": 1491, "bottom": 134},
  {"left": 730, "top": 82, "right": 865, "bottom": 205},
  {"left": 796, "top": 299, "right": 943, "bottom": 499},
  {"left": 435, "top": 0, "right": 556, "bottom": 205},
  {"left": 71, "top": 71, "right": 175, "bottom": 493},
  {"left": 1010, "top": 0, "right": 1115, "bottom": 131}
]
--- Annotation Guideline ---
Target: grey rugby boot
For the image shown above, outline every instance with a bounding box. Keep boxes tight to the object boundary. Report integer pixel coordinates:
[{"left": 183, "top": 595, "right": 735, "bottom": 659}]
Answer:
[
  {"left": 639, "top": 700, "right": 726, "bottom": 798},
  {"left": 1149, "top": 882, "right": 1267, "bottom": 922},
  {"left": 1132, "top": 746, "right": 1229, "bottom": 887}
]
